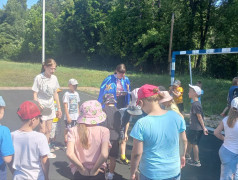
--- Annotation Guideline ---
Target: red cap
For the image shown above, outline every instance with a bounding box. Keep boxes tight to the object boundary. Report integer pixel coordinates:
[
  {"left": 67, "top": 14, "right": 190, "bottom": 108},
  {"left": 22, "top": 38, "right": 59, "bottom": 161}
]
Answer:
[
  {"left": 17, "top": 100, "right": 51, "bottom": 120},
  {"left": 137, "top": 84, "right": 160, "bottom": 105}
]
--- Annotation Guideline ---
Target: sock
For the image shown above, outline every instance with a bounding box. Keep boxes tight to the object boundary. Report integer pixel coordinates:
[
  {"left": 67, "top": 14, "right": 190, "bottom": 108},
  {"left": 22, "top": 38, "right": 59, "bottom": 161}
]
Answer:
[{"left": 121, "top": 154, "right": 126, "bottom": 160}]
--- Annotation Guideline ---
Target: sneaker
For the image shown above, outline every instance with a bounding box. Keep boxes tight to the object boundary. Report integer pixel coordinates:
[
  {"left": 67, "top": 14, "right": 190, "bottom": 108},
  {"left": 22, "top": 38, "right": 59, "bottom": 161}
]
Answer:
[
  {"left": 187, "top": 160, "right": 201, "bottom": 167},
  {"left": 120, "top": 157, "right": 130, "bottom": 165},
  {"left": 53, "top": 145, "right": 60, "bottom": 151},
  {"left": 185, "top": 154, "right": 191, "bottom": 160},
  {"left": 47, "top": 152, "right": 56, "bottom": 159},
  {"left": 105, "top": 172, "right": 114, "bottom": 180}
]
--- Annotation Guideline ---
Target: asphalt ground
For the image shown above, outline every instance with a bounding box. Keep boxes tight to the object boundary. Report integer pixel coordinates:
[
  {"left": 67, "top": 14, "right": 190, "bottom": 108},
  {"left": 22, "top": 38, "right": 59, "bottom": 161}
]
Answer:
[{"left": 1, "top": 90, "right": 223, "bottom": 180}]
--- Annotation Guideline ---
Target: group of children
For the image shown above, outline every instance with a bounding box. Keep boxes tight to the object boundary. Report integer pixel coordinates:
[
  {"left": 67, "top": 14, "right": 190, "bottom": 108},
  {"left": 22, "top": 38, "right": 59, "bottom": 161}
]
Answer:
[{"left": 0, "top": 57, "right": 237, "bottom": 180}]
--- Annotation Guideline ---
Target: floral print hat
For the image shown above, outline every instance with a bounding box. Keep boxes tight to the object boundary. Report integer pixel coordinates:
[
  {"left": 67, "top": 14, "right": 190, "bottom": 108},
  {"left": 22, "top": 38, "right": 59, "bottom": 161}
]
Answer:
[{"left": 77, "top": 100, "right": 107, "bottom": 125}]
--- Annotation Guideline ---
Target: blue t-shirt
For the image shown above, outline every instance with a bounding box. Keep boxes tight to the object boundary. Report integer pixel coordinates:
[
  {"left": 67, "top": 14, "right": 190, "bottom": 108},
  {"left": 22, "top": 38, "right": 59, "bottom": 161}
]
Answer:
[
  {"left": 130, "top": 110, "right": 186, "bottom": 180},
  {"left": 0, "top": 126, "right": 14, "bottom": 165}
]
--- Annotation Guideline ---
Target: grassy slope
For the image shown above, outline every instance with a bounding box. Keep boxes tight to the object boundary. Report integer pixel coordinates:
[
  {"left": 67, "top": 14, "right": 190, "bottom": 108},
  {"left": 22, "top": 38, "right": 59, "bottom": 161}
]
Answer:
[{"left": 0, "top": 60, "right": 231, "bottom": 115}]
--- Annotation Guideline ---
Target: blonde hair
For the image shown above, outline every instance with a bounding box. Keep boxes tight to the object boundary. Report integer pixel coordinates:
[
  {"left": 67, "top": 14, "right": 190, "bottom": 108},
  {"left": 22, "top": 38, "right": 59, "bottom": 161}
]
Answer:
[
  {"left": 77, "top": 124, "right": 90, "bottom": 149},
  {"left": 227, "top": 108, "right": 238, "bottom": 128},
  {"left": 41, "top": 58, "right": 57, "bottom": 73},
  {"left": 232, "top": 77, "right": 238, "bottom": 86}
]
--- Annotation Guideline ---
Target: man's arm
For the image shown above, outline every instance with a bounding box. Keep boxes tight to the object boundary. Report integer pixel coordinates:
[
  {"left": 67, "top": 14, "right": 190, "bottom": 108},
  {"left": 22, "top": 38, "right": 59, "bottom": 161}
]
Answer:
[
  {"left": 196, "top": 114, "right": 208, "bottom": 135},
  {"left": 130, "top": 139, "right": 143, "bottom": 180},
  {"left": 179, "top": 131, "right": 187, "bottom": 168},
  {"left": 41, "top": 155, "right": 49, "bottom": 180}
]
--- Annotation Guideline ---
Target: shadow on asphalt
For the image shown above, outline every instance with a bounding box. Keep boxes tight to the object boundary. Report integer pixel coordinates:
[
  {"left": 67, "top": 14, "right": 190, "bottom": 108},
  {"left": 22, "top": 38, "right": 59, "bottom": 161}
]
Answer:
[{"left": 53, "top": 161, "right": 74, "bottom": 179}]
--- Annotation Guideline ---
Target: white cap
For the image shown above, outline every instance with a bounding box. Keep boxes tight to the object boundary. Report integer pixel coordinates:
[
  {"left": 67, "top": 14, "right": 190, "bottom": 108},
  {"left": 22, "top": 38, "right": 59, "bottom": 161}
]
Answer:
[
  {"left": 68, "top": 79, "right": 78, "bottom": 85},
  {"left": 189, "top": 84, "right": 201, "bottom": 96},
  {"left": 231, "top": 97, "right": 238, "bottom": 109},
  {"left": 130, "top": 88, "right": 139, "bottom": 106}
]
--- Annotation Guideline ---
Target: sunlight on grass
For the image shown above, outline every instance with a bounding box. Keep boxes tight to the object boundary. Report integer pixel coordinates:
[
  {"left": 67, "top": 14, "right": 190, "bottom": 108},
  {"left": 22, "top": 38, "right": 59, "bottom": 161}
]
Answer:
[{"left": 0, "top": 60, "right": 232, "bottom": 116}]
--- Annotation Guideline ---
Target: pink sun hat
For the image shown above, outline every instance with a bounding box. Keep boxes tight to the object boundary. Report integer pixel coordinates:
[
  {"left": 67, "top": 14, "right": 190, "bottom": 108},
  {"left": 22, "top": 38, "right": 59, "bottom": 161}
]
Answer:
[
  {"left": 158, "top": 91, "right": 173, "bottom": 104},
  {"left": 77, "top": 100, "right": 106, "bottom": 125}
]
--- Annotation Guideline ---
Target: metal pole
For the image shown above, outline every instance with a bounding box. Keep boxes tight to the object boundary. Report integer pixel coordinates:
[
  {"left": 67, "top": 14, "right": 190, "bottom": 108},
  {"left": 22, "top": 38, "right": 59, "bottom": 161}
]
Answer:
[
  {"left": 168, "top": 13, "right": 174, "bottom": 74},
  {"left": 42, "top": 0, "right": 45, "bottom": 64},
  {"left": 189, "top": 55, "right": 193, "bottom": 85}
]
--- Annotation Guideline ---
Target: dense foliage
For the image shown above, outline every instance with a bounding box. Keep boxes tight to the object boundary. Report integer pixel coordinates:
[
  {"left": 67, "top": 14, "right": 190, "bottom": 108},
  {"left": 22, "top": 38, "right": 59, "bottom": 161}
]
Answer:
[{"left": 0, "top": 0, "right": 237, "bottom": 79}]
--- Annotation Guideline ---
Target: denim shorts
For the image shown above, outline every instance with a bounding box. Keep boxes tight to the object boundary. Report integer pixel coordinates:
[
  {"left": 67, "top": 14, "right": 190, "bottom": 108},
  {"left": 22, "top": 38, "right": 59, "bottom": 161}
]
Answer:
[
  {"left": 140, "top": 173, "right": 181, "bottom": 180},
  {"left": 219, "top": 145, "right": 238, "bottom": 180}
]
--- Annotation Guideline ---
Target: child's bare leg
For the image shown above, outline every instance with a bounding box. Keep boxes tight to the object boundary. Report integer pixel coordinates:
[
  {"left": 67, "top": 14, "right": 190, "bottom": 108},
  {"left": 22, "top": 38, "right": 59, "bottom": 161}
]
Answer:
[
  {"left": 192, "top": 144, "right": 199, "bottom": 161},
  {"left": 64, "top": 129, "right": 68, "bottom": 145},
  {"left": 120, "top": 140, "right": 126, "bottom": 157},
  {"left": 109, "top": 156, "right": 116, "bottom": 174},
  {"left": 45, "top": 120, "right": 53, "bottom": 143},
  {"left": 186, "top": 142, "right": 192, "bottom": 156}
]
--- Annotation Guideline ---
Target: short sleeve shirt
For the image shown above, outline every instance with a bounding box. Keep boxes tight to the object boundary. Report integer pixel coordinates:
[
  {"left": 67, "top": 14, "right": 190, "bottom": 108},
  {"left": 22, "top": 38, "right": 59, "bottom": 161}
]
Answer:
[
  {"left": 130, "top": 111, "right": 186, "bottom": 179},
  {"left": 32, "top": 73, "right": 60, "bottom": 109},
  {"left": 190, "top": 101, "right": 204, "bottom": 130},
  {"left": 11, "top": 131, "right": 50, "bottom": 180},
  {"left": 63, "top": 91, "right": 80, "bottom": 120},
  {"left": 67, "top": 125, "right": 110, "bottom": 174},
  {"left": 173, "top": 87, "right": 184, "bottom": 104},
  {"left": 0, "top": 126, "right": 14, "bottom": 165}
]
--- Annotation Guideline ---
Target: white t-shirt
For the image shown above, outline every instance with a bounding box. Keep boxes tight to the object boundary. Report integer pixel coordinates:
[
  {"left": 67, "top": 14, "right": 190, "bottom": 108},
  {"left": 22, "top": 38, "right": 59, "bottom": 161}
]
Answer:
[
  {"left": 11, "top": 130, "right": 50, "bottom": 180},
  {"left": 63, "top": 91, "right": 80, "bottom": 120},
  {"left": 32, "top": 73, "right": 60, "bottom": 109},
  {"left": 223, "top": 117, "right": 238, "bottom": 154}
]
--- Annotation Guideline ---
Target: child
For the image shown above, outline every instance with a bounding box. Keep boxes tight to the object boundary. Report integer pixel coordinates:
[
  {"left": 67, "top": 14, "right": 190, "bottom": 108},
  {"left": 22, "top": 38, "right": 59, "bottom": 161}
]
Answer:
[
  {"left": 66, "top": 100, "right": 109, "bottom": 179},
  {"left": 49, "top": 88, "right": 62, "bottom": 152},
  {"left": 186, "top": 84, "right": 208, "bottom": 167},
  {"left": 191, "top": 81, "right": 204, "bottom": 104},
  {"left": 63, "top": 79, "right": 80, "bottom": 146},
  {"left": 221, "top": 77, "right": 238, "bottom": 116},
  {"left": 214, "top": 97, "right": 238, "bottom": 180},
  {"left": 130, "top": 84, "right": 187, "bottom": 180},
  {"left": 159, "top": 91, "right": 183, "bottom": 118},
  {"left": 11, "top": 100, "right": 51, "bottom": 180},
  {"left": 32, "top": 58, "right": 62, "bottom": 158},
  {"left": 119, "top": 102, "right": 142, "bottom": 165},
  {"left": 0, "top": 96, "right": 14, "bottom": 180},
  {"left": 102, "top": 94, "right": 121, "bottom": 180},
  {"left": 170, "top": 80, "right": 184, "bottom": 114}
]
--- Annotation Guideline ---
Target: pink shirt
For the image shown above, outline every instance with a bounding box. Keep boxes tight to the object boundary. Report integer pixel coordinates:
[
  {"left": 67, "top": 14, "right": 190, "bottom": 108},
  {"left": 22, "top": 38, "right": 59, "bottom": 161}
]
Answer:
[
  {"left": 116, "top": 79, "right": 124, "bottom": 96},
  {"left": 67, "top": 125, "right": 110, "bottom": 174}
]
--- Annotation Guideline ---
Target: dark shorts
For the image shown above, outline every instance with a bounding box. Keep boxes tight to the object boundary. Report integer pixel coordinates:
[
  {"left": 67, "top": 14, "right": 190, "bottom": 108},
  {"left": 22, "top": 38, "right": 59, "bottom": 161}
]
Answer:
[
  {"left": 116, "top": 95, "right": 126, "bottom": 109},
  {"left": 187, "top": 130, "right": 203, "bottom": 145},
  {"left": 74, "top": 171, "right": 105, "bottom": 180},
  {"left": 109, "top": 140, "right": 119, "bottom": 158},
  {"left": 65, "top": 120, "right": 77, "bottom": 129},
  {"left": 177, "top": 103, "right": 184, "bottom": 112}
]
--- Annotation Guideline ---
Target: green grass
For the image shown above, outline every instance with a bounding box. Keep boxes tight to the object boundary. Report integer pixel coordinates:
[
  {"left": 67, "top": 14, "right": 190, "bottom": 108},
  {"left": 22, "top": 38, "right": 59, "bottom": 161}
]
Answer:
[{"left": 0, "top": 60, "right": 231, "bottom": 116}]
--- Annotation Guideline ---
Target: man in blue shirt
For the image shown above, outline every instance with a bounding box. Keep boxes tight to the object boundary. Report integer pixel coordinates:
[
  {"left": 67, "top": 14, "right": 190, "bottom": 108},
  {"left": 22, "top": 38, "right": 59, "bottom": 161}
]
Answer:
[
  {"left": 130, "top": 84, "right": 187, "bottom": 180},
  {"left": 0, "top": 96, "right": 14, "bottom": 180}
]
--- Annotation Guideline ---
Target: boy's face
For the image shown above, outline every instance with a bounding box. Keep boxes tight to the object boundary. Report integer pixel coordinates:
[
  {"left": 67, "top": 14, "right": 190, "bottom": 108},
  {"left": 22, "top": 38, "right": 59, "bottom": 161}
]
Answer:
[
  {"left": 32, "top": 115, "right": 41, "bottom": 129},
  {"left": 69, "top": 84, "right": 77, "bottom": 92},
  {"left": 188, "top": 88, "right": 197, "bottom": 98}
]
